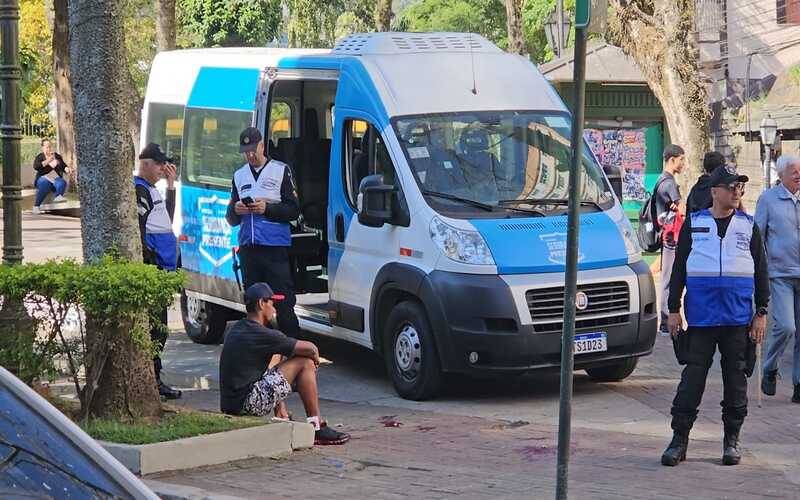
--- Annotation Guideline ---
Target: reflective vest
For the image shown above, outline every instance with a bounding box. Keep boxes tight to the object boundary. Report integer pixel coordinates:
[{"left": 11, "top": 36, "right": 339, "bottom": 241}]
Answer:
[
  {"left": 233, "top": 161, "right": 291, "bottom": 247},
  {"left": 134, "top": 176, "right": 178, "bottom": 271},
  {"left": 684, "top": 209, "right": 754, "bottom": 327}
]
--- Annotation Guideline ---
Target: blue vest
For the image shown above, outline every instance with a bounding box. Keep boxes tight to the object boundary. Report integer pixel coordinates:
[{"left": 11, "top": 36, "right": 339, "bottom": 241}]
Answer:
[
  {"left": 233, "top": 161, "right": 291, "bottom": 247},
  {"left": 135, "top": 177, "right": 178, "bottom": 271},
  {"left": 684, "top": 209, "right": 755, "bottom": 327}
]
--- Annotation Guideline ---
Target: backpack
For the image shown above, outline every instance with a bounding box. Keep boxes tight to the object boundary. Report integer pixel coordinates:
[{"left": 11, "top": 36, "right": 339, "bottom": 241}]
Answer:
[{"left": 637, "top": 177, "right": 668, "bottom": 252}]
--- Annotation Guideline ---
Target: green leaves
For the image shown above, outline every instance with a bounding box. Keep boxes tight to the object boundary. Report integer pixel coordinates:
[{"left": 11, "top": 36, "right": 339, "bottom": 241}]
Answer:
[{"left": 177, "top": 0, "right": 283, "bottom": 47}]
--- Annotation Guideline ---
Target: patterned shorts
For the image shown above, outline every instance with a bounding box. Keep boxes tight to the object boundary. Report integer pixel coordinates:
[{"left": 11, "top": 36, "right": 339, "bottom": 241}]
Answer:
[{"left": 242, "top": 368, "right": 293, "bottom": 416}]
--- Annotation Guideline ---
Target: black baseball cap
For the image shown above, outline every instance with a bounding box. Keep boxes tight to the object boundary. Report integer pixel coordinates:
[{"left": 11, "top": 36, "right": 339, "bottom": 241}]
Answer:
[
  {"left": 244, "top": 282, "right": 285, "bottom": 304},
  {"left": 139, "top": 142, "right": 172, "bottom": 163},
  {"left": 663, "top": 144, "right": 685, "bottom": 161},
  {"left": 709, "top": 165, "right": 749, "bottom": 186},
  {"left": 239, "top": 127, "right": 263, "bottom": 153}
]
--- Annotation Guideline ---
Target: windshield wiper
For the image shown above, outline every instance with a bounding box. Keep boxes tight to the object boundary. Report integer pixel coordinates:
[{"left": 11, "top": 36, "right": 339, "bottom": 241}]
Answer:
[
  {"left": 498, "top": 198, "right": 603, "bottom": 211},
  {"left": 422, "top": 190, "right": 545, "bottom": 216},
  {"left": 421, "top": 190, "right": 494, "bottom": 211}
]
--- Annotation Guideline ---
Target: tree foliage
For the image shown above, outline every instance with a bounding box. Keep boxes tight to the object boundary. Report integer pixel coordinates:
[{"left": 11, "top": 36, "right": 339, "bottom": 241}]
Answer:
[
  {"left": 400, "top": 0, "right": 508, "bottom": 49},
  {"left": 20, "top": 0, "right": 54, "bottom": 136},
  {"left": 178, "top": 0, "right": 283, "bottom": 47}
]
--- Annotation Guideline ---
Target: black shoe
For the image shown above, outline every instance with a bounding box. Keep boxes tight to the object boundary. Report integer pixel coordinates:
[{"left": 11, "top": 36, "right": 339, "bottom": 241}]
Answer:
[
  {"left": 158, "top": 380, "right": 182, "bottom": 400},
  {"left": 762, "top": 370, "right": 778, "bottom": 396},
  {"left": 314, "top": 422, "right": 350, "bottom": 446},
  {"left": 661, "top": 430, "right": 689, "bottom": 466},
  {"left": 722, "top": 432, "right": 741, "bottom": 465},
  {"left": 793, "top": 384, "right": 800, "bottom": 404}
]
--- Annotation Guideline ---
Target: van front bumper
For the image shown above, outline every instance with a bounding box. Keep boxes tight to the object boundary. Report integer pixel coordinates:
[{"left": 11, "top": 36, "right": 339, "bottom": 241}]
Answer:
[{"left": 420, "top": 261, "right": 658, "bottom": 375}]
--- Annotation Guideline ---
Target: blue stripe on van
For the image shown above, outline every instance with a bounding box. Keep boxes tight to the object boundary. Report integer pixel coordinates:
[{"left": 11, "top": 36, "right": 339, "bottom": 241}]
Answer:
[
  {"left": 470, "top": 211, "right": 628, "bottom": 274},
  {"left": 187, "top": 67, "right": 260, "bottom": 111}
]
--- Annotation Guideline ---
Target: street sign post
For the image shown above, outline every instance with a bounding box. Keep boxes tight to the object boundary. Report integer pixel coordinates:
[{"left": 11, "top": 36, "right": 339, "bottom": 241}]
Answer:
[{"left": 555, "top": 2, "right": 590, "bottom": 498}]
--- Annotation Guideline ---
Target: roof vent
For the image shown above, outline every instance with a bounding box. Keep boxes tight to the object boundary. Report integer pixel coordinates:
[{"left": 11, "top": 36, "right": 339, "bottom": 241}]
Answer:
[{"left": 332, "top": 32, "right": 501, "bottom": 56}]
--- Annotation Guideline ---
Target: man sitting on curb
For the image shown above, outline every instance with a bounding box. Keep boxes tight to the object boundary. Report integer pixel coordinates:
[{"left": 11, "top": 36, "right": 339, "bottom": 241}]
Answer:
[{"left": 219, "top": 283, "right": 350, "bottom": 446}]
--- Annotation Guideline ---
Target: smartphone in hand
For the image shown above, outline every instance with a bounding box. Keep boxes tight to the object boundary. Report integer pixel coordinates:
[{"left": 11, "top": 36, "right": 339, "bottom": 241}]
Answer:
[{"left": 241, "top": 196, "right": 254, "bottom": 206}]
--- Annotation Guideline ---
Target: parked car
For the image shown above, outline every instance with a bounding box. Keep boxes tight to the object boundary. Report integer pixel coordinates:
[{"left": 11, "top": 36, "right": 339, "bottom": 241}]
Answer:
[{"left": 0, "top": 366, "right": 157, "bottom": 499}]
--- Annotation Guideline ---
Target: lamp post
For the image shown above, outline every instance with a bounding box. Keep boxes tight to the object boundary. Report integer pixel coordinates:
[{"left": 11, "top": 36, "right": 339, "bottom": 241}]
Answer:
[
  {"left": 544, "top": 8, "right": 572, "bottom": 58},
  {"left": 760, "top": 115, "right": 777, "bottom": 191},
  {"left": 0, "top": 0, "right": 23, "bottom": 265}
]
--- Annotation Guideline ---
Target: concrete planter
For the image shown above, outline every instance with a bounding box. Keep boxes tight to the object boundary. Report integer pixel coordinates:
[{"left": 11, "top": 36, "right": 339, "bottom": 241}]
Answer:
[{"left": 102, "top": 421, "right": 314, "bottom": 475}]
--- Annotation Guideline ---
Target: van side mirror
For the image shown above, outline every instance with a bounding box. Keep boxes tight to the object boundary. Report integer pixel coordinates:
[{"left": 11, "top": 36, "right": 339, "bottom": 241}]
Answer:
[{"left": 358, "top": 174, "right": 395, "bottom": 227}]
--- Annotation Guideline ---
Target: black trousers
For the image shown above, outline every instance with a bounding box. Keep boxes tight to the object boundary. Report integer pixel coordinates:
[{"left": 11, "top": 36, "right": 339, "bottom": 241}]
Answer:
[
  {"left": 670, "top": 326, "right": 749, "bottom": 433},
  {"left": 239, "top": 245, "right": 300, "bottom": 337},
  {"left": 151, "top": 306, "right": 168, "bottom": 380}
]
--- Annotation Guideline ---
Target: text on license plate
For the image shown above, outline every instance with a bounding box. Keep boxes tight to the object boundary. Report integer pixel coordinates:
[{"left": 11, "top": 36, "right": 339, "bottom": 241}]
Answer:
[{"left": 574, "top": 332, "right": 607, "bottom": 354}]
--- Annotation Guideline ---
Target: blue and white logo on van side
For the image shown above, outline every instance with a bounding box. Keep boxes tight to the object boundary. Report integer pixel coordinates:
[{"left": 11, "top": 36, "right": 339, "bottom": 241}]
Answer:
[
  {"left": 180, "top": 184, "right": 238, "bottom": 280},
  {"left": 470, "top": 211, "right": 628, "bottom": 274}
]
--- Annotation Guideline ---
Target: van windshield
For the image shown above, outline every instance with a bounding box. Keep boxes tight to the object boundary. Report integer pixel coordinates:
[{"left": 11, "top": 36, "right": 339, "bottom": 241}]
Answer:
[{"left": 393, "top": 111, "right": 615, "bottom": 218}]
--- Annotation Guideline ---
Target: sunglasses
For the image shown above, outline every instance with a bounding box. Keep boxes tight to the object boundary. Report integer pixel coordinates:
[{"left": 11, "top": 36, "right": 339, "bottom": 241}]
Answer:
[{"left": 716, "top": 182, "right": 745, "bottom": 193}]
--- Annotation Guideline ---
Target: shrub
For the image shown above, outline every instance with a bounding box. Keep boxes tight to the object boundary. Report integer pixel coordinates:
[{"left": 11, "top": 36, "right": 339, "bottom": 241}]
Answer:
[{"left": 0, "top": 256, "right": 184, "bottom": 417}]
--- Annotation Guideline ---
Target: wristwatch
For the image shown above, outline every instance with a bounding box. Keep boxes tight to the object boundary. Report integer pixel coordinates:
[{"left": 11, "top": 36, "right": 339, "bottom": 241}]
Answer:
[{"left": 756, "top": 307, "right": 768, "bottom": 317}]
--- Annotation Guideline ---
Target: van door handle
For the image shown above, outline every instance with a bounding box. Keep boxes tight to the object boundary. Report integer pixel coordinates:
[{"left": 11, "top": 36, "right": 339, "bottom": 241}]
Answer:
[{"left": 335, "top": 213, "right": 345, "bottom": 242}]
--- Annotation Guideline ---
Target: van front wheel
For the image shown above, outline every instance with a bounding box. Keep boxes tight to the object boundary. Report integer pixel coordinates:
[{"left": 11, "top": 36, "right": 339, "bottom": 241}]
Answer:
[
  {"left": 585, "top": 357, "right": 638, "bottom": 382},
  {"left": 384, "top": 301, "right": 442, "bottom": 401}
]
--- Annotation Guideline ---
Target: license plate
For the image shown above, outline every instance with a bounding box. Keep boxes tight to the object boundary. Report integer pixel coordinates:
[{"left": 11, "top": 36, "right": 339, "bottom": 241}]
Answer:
[{"left": 574, "top": 332, "right": 607, "bottom": 354}]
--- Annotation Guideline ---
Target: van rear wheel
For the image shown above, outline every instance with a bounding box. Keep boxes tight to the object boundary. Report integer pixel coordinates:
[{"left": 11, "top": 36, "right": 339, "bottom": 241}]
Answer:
[
  {"left": 585, "top": 357, "right": 638, "bottom": 382},
  {"left": 180, "top": 291, "right": 229, "bottom": 345},
  {"left": 384, "top": 301, "right": 442, "bottom": 401}
]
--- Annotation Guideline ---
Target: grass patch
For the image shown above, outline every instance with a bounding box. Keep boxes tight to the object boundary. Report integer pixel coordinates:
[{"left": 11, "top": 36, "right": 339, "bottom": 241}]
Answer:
[{"left": 82, "top": 410, "right": 266, "bottom": 445}]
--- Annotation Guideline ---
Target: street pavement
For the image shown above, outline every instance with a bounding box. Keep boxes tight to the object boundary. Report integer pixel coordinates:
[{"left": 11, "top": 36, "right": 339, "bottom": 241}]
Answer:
[{"left": 8, "top": 211, "right": 800, "bottom": 498}]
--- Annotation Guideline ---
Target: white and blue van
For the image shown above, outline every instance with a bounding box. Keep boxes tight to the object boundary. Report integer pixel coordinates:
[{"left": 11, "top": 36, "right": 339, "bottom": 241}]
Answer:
[{"left": 141, "top": 32, "right": 657, "bottom": 400}]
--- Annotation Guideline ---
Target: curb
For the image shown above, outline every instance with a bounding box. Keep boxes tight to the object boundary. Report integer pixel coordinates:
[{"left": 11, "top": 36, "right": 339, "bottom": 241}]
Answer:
[
  {"left": 145, "top": 480, "right": 247, "bottom": 500},
  {"left": 160, "top": 370, "right": 219, "bottom": 391},
  {"left": 101, "top": 421, "right": 314, "bottom": 475}
]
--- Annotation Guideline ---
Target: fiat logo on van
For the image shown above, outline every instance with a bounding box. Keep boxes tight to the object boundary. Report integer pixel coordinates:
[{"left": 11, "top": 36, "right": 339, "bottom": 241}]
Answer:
[{"left": 575, "top": 291, "right": 589, "bottom": 311}]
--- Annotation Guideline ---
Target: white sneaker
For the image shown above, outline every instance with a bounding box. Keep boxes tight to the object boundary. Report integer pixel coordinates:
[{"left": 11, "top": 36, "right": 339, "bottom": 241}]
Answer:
[
  {"left": 32, "top": 206, "right": 41, "bottom": 215},
  {"left": 53, "top": 195, "right": 67, "bottom": 203}
]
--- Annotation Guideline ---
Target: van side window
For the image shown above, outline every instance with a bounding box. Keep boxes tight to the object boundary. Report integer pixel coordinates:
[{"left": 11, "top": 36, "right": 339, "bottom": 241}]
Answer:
[
  {"left": 182, "top": 108, "right": 252, "bottom": 187},
  {"left": 268, "top": 102, "right": 293, "bottom": 146},
  {"left": 145, "top": 103, "right": 184, "bottom": 167},
  {"left": 343, "top": 119, "right": 396, "bottom": 207}
]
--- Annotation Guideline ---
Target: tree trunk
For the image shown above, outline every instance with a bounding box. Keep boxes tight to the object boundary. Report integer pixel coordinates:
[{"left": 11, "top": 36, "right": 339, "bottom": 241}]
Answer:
[
  {"left": 607, "top": 0, "right": 709, "bottom": 189},
  {"left": 155, "top": 0, "right": 176, "bottom": 51},
  {"left": 69, "top": 0, "right": 160, "bottom": 420},
  {"left": 505, "top": 0, "right": 525, "bottom": 55},
  {"left": 125, "top": 69, "right": 143, "bottom": 156},
  {"left": 375, "top": 0, "right": 392, "bottom": 31},
  {"left": 52, "top": 0, "right": 77, "bottom": 188}
]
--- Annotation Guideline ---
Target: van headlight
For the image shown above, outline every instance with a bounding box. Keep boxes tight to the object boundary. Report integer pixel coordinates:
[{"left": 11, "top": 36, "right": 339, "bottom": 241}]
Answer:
[
  {"left": 614, "top": 212, "right": 642, "bottom": 262},
  {"left": 429, "top": 217, "right": 495, "bottom": 266}
]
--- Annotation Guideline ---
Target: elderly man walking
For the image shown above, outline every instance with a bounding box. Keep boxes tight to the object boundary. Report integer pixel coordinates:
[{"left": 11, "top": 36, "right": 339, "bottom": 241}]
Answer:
[{"left": 756, "top": 154, "right": 800, "bottom": 403}]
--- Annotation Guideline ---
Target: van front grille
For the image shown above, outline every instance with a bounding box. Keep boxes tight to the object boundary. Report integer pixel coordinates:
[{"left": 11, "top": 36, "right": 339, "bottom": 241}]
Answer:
[{"left": 526, "top": 282, "right": 630, "bottom": 333}]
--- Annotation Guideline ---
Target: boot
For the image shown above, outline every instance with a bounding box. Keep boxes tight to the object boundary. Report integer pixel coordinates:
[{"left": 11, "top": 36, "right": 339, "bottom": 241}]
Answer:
[
  {"left": 762, "top": 370, "right": 777, "bottom": 396},
  {"left": 157, "top": 378, "right": 182, "bottom": 400},
  {"left": 792, "top": 384, "right": 800, "bottom": 404},
  {"left": 722, "top": 430, "right": 741, "bottom": 466},
  {"left": 661, "top": 429, "right": 689, "bottom": 466}
]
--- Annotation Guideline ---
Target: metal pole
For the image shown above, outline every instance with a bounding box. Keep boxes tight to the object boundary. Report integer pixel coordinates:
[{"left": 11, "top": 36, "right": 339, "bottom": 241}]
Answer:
[
  {"left": 763, "top": 145, "right": 771, "bottom": 192},
  {"left": 556, "top": 24, "right": 588, "bottom": 500},
  {"left": 556, "top": 0, "right": 564, "bottom": 58},
  {"left": 0, "top": 0, "right": 23, "bottom": 265}
]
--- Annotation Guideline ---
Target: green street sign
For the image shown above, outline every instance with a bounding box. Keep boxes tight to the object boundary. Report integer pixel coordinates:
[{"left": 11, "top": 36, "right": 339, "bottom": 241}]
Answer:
[{"left": 575, "top": 0, "right": 591, "bottom": 28}]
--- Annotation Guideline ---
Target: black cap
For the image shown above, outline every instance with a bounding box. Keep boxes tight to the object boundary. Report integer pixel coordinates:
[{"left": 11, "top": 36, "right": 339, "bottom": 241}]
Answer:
[
  {"left": 244, "top": 283, "right": 285, "bottom": 304},
  {"left": 709, "top": 165, "right": 749, "bottom": 186},
  {"left": 139, "top": 142, "right": 172, "bottom": 163},
  {"left": 239, "top": 127, "right": 263, "bottom": 153},
  {"left": 663, "top": 144, "right": 685, "bottom": 162}
]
